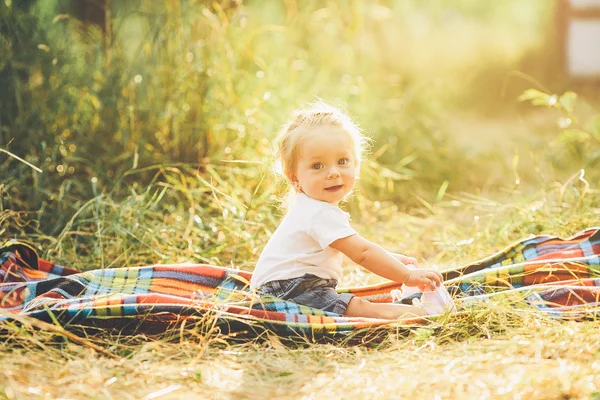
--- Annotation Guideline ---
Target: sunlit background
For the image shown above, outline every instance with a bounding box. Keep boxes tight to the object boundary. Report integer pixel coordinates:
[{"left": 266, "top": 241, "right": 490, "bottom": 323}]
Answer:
[{"left": 1, "top": 0, "right": 599, "bottom": 249}]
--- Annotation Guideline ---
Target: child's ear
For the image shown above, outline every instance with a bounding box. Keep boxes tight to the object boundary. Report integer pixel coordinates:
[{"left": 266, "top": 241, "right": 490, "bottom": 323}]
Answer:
[
  {"left": 287, "top": 173, "right": 301, "bottom": 190},
  {"left": 287, "top": 172, "right": 297, "bottom": 183}
]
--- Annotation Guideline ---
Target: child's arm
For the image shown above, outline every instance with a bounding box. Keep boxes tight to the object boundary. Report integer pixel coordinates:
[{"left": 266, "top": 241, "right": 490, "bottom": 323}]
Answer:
[
  {"left": 387, "top": 252, "right": 418, "bottom": 267},
  {"left": 331, "top": 234, "right": 442, "bottom": 291}
]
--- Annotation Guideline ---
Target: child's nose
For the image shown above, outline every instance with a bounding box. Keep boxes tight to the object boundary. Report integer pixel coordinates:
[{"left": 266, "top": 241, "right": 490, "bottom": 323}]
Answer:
[{"left": 327, "top": 167, "right": 340, "bottom": 178}]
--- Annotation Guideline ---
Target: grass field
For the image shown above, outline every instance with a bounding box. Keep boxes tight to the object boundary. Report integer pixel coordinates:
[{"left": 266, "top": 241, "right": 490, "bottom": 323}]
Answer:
[
  {"left": 1, "top": 189, "right": 599, "bottom": 399},
  {"left": 1, "top": 0, "right": 600, "bottom": 399}
]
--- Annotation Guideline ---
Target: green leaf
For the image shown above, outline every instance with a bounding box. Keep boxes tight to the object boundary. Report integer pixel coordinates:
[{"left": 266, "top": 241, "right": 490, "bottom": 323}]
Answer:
[
  {"left": 518, "top": 89, "right": 556, "bottom": 107},
  {"left": 557, "top": 129, "right": 590, "bottom": 144},
  {"left": 559, "top": 91, "right": 577, "bottom": 115}
]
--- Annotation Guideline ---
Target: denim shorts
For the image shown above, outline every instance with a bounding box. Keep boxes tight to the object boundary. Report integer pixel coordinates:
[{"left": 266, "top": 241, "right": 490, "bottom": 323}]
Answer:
[{"left": 258, "top": 274, "right": 354, "bottom": 315}]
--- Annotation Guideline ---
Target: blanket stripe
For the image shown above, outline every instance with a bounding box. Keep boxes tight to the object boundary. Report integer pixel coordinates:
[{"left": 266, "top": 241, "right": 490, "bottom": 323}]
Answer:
[{"left": 1, "top": 227, "right": 599, "bottom": 338}]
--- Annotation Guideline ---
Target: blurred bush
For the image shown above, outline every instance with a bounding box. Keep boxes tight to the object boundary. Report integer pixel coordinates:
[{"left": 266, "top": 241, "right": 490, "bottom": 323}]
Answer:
[
  {"left": 520, "top": 88, "right": 600, "bottom": 172},
  {"left": 1, "top": 0, "right": 566, "bottom": 236}
]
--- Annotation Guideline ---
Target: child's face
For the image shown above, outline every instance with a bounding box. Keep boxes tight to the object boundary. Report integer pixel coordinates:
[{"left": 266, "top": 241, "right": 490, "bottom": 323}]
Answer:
[{"left": 289, "top": 124, "right": 357, "bottom": 205}]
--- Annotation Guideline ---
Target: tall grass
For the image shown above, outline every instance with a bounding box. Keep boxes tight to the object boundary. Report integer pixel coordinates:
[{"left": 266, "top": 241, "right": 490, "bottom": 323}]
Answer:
[
  {"left": 1, "top": 0, "right": 598, "bottom": 264},
  {"left": 0, "top": 0, "right": 597, "bottom": 267},
  {"left": 0, "top": 1, "right": 559, "bottom": 228}
]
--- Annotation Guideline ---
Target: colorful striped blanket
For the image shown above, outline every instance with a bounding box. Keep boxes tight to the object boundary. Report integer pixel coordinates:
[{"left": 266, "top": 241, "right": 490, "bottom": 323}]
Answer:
[{"left": 1, "top": 227, "right": 599, "bottom": 339}]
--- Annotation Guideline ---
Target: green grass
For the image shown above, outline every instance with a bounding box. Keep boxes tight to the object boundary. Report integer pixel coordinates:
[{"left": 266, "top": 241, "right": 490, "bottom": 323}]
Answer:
[
  {"left": 0, "top": 166, "right": 598, "bottom": 398},
  {"left": 1, "top": 190, "right": 599, "bottom": 399}
]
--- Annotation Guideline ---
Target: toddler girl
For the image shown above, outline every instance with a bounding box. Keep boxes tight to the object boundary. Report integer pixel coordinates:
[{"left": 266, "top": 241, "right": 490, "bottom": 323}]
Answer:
[{"left": 250, "top": 101, "right": 451, "bottom": 319}]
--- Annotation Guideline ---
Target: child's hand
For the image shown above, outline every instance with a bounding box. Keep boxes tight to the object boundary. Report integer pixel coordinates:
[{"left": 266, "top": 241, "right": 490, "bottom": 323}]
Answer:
[{"left": 406, "top": 269, "right": 443, "bottom": 292}]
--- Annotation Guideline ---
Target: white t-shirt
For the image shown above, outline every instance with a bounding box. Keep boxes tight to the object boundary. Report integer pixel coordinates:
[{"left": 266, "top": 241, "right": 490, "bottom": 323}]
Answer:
[{"left": 250, "top": 193, "right": 357, "bottom": 289}]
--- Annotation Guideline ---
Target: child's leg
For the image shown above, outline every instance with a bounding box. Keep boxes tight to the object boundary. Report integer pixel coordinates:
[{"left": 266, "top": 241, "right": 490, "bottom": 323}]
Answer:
[{"left": 344, "top": 297, "right": 427, "bottom": 319}]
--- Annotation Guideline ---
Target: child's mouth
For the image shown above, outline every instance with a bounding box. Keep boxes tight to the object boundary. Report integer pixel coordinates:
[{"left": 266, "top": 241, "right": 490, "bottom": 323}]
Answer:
[{"left": 325, "top": 185, "right": 343, "bottom": 192}]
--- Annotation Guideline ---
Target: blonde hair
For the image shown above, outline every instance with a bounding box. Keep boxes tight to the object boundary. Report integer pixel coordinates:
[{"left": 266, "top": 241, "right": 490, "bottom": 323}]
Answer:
[{"left": 272, "top": 100, "right": 370, "bottom": 205}]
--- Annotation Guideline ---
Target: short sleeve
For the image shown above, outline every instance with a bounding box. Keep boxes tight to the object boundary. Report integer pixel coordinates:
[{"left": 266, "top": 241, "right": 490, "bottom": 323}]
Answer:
[{"left": 307, "top": 206, "right": 357, "bottom": 249}]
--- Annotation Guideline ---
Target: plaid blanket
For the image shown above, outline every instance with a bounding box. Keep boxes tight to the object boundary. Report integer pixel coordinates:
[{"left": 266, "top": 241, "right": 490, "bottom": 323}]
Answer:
[{"left": 1, "top": 227, "right": 599, "bottom": 339}]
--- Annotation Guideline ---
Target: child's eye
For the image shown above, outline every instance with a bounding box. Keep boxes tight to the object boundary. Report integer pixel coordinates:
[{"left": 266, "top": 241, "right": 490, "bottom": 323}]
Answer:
[
  {"left": 338, "top": 158, "right": 349, "bottom": 165},
  {"left": 311, "top": 162, "right": 324, "bottom": 170}
]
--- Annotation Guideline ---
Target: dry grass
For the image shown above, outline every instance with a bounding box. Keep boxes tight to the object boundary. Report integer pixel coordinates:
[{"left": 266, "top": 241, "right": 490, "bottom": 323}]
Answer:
[
  {"left": 2, "top": 126, "right": 599, "bottom": 398},
  {"left": 1, "top": 185, "right": 599, "bottom": 399},
  {"left": 1, "top": 306, "right": 600, "bottom": 399}
]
